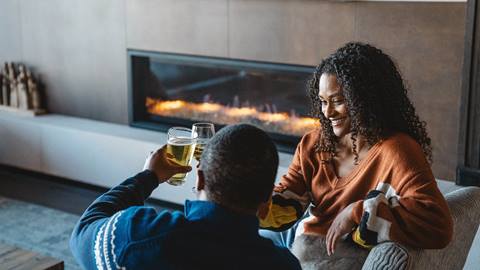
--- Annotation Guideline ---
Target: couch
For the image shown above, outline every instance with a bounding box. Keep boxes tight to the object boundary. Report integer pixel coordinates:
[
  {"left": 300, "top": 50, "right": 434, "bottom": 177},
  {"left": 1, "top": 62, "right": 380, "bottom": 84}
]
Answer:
[{"left": 291, "top": 186, "right": 480, "bottom": 270}]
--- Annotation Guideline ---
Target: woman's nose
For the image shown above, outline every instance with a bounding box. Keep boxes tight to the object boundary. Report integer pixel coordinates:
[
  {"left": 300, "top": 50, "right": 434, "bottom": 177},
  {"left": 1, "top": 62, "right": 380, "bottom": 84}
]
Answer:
[{"left": 324, "top": 103, "right": 334, "bottom": 118}]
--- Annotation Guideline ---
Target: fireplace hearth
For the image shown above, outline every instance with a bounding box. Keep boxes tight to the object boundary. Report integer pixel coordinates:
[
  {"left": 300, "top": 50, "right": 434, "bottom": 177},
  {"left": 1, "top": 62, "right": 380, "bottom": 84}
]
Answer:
[{"left": 128, "top": 50, "right": 317, "bottom": 152}]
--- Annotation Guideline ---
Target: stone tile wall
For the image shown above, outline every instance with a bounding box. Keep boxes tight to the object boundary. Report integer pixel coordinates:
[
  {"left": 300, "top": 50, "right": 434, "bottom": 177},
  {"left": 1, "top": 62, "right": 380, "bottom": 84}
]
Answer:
[{"left": 0, "top": 0, "right": 466, "bottom": 179}]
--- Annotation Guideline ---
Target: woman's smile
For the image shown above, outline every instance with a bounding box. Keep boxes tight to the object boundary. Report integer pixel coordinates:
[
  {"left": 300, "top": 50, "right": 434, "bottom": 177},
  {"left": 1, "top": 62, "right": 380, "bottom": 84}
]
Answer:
[{"left": 330, "top": 117, "right": 347, "bottom": 127}]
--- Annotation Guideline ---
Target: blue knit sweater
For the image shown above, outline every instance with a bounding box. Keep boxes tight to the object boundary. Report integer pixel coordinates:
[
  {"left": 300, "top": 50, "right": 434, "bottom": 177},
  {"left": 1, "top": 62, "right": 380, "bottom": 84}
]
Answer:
[{"left": 70, "top": 170, "right": 301, "bottom": 270}]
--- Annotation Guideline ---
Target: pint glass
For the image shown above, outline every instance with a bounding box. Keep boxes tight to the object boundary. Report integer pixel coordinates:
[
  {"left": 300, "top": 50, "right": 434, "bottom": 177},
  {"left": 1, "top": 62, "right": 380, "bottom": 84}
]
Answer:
[{"left": 166, "top": 127, "right": 196, "bottom": 186}]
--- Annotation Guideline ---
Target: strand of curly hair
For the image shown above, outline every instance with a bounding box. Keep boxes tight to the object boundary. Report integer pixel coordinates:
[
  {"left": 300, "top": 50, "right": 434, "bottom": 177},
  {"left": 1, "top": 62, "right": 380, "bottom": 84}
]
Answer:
[{"left": 308, "top": 42, "right": 432, "bottom": 163}]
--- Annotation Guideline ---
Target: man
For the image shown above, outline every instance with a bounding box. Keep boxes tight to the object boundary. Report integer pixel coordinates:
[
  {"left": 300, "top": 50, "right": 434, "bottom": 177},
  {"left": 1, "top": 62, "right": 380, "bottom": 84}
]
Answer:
[{"left": 70, "top": 124, "right": 301, "bottom": 270}]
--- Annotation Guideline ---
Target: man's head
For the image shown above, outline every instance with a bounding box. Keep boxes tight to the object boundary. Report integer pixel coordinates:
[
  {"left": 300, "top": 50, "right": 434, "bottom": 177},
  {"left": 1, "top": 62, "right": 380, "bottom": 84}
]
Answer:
[{"left": 197, "top": 124, "right": 278, "bottom": 213}]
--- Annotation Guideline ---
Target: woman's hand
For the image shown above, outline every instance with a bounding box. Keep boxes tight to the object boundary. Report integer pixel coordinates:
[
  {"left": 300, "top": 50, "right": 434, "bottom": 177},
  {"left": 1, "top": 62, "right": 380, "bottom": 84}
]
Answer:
[
  {"left": 143, "top": 145, "right": 192, "bottom": 183},
  {"left": 325, "top": 203, "right": 356, "bottom": 256}
]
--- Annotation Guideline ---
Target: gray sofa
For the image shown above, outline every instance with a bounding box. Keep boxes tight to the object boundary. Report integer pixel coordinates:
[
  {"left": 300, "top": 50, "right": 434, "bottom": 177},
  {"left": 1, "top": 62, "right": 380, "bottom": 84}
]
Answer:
[{"left": 291, "top": 186, "right": 480, "bottom": 270}]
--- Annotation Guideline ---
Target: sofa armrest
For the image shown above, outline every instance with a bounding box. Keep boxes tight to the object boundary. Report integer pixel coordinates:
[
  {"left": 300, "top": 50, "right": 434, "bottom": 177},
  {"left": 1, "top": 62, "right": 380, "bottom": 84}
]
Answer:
[
  {"left": 363, "top": 186, "right": 480, "bottom": 270},
  {"left": 361, "top": 242, "right": 409, "bottom": 270}
]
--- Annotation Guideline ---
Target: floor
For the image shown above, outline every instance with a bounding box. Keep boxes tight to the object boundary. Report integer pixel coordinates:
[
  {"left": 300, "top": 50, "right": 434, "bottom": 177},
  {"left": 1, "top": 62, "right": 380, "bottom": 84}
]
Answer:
[
  {"left": 0, "top": 165, "right": 181, "bottom": 216},
  {"left": 0, "top": 196, "right": 81, "bottom": 270},
  {"left": 0, "top": 165, "right": 180, "bottom": 270}
]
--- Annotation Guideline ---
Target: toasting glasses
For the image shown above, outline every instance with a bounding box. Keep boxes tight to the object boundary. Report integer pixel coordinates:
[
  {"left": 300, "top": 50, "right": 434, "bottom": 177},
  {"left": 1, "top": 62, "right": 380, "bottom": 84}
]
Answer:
[
  {"left": 192, "top": 123, "right": 215, "bottom": 162},
  {"left": 166, "top": 127, "right": 197, "bottom": 186}
]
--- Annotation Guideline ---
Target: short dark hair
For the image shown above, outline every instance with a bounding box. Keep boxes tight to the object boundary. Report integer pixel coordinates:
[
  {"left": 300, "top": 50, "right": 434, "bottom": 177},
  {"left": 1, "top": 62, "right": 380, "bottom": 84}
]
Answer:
[{"left": 200, "top": 124, "right": 278, "bottom": 211}]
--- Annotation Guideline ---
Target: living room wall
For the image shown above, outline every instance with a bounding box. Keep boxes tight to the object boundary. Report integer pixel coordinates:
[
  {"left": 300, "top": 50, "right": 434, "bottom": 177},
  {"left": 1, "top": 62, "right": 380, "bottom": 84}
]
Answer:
[{"left": 0, "top": 0, "right": 466, "bottom": 180}]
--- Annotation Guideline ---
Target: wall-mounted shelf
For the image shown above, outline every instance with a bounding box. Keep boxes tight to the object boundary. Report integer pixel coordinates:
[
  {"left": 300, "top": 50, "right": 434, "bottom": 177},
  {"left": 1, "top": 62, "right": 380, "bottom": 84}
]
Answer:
[{"left": 0, "top": 105, "right": 46, "bottom": 117}]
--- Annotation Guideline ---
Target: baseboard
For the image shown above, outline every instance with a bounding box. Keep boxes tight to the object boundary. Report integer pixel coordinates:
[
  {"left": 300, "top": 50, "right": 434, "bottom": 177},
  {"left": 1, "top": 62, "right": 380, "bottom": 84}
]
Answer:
[{"left": 456, "top": 166, "right": 480, "bottom": 186}]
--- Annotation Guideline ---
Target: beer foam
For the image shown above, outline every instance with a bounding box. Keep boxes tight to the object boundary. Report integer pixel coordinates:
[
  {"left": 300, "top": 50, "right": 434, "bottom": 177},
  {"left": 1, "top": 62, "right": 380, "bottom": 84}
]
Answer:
[{"left": 167, "top": 137, "right": 194, "bottom": 146}]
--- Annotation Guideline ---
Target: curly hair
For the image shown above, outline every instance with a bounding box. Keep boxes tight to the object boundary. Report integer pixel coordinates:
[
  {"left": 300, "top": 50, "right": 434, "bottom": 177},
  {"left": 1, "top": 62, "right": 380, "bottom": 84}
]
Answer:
[{"left": 308, "top": 42, "right": 432, "bottom": 163}]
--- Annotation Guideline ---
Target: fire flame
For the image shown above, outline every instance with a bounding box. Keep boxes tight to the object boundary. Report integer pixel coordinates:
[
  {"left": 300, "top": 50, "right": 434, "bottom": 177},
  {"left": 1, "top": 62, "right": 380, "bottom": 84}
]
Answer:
[
  {"left": 196, "top": 102, "right": 222, "bottom": 112},
  {"left": 146, "top": 97, "right": 318, "bottom": 136},
  {"left": 258, "top": 112, "right": 289, "bottom": 122},
  {"left": 226, "top": 107, "right": 258, "bottom": 117},
  {"left": 154, "top": 100, "right": 186, "bottom": 110}
]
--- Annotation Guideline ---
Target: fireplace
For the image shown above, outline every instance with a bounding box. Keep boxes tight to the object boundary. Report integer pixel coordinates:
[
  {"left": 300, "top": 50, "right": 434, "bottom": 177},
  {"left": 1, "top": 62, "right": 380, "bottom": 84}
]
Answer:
[{"left": 128, "top": 50, "right": 317, "bottom": 152}]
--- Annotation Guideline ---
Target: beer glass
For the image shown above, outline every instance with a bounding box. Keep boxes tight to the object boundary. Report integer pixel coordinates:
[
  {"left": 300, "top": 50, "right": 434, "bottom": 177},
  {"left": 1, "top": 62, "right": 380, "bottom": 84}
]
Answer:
[
  {"left": 192, "top": 123, "right": 215, "bottom": 162},
  {"left": 166, "top": 127, "right": 196, "bottom": 186}
]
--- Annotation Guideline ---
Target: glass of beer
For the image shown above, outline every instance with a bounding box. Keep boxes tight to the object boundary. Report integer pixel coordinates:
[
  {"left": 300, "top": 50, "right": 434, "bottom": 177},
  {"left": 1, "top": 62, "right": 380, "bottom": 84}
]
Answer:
[
  {"left": 166, "top": 127, "right": 197, "bottom": 186},
  {"left": 192, "top": 123, "right": 215, "bottom": 162}
]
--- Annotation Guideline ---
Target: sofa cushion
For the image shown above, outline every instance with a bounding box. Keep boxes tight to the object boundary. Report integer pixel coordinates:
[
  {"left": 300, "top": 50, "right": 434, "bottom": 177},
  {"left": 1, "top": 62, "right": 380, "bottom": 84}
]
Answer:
[{"left": 291, "top": 234, "right": 369, "bottom": 270}]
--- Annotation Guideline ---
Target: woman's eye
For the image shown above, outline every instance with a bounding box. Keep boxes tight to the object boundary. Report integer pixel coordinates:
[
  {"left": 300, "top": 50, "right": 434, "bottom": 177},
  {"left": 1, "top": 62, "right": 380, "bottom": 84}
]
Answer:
[{"left": 333, "top": 99, "right": 344, "bottom": 105}]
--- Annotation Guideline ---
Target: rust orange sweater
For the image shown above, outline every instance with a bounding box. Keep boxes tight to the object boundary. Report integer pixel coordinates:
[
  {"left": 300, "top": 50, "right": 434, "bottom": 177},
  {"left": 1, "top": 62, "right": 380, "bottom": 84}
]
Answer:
[{"left": 260, "top": 130, "right": 453, "bottom": 249}]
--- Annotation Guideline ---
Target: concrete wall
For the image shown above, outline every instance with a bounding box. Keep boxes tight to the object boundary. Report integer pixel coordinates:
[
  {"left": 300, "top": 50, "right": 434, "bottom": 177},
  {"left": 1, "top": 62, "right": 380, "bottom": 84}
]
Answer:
[{"left": 0, "top": 0, "right": 466, "bottom": 180}]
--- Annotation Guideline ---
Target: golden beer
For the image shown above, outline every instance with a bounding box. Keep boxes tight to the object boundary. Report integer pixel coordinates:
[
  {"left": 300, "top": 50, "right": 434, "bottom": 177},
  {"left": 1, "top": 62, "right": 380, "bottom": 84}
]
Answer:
[
  {"left": 166, "top": 137, "right": 195, "bottom": 186},
  {"left": 193, "top": 141, "right": 208, "bottom": 161},
  {"left": 192, "top": 123, "right": 215, "bottom": 162}
]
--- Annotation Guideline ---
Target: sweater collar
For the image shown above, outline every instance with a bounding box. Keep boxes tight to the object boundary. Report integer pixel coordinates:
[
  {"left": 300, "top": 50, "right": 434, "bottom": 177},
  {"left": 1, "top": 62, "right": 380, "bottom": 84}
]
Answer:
[{"left": 184, "top": 200, "right": 259, "bottom": 233}]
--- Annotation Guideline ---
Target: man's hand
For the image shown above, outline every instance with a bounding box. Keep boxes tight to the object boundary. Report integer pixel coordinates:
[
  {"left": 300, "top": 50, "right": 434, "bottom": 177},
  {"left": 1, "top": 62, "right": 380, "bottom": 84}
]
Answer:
[
  {"left": 143, "top": 145, "right": 192, "bottom": 183},
  {"left": 325, "top": 203, "right": 356, "bottom": 256}
]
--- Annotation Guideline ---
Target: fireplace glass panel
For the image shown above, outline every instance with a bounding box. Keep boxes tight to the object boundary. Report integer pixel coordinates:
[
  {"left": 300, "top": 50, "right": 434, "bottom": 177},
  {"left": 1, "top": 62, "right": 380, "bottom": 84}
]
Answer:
[{"left": 129, "top": 50, "right": 318, "bottom": 149}]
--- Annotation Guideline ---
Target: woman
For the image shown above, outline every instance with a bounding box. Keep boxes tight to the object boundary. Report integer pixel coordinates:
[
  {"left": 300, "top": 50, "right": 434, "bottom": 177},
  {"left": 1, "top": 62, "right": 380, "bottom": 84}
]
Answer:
[{"left": 259, "top": 42, "right": 453, "bottom": 256}]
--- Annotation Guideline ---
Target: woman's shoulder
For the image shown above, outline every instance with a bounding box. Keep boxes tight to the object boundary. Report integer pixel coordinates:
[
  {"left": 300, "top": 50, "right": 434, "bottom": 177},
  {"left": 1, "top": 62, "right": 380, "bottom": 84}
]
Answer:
[
  {"left": 298, "top": 128, "right": 321, "bottom": 149},
  {"left": 378, "top": 132, "right": 429, "bottom": 167},
  {"left": 381, "top": 132, "right": 421, "bottom": 151}
]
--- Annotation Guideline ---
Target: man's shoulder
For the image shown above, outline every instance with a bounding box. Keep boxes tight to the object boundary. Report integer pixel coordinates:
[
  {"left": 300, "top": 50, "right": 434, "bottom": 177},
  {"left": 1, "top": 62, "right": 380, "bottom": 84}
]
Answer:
[{"left": 122, "top": 206, "right": 186, "bottom": 241}]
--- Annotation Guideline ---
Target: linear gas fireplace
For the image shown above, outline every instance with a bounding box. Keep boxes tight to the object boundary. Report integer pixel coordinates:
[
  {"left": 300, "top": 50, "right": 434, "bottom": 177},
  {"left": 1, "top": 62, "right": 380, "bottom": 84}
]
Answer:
[{"left": 128, "top": 50, "right": 317, "bottom": 151}]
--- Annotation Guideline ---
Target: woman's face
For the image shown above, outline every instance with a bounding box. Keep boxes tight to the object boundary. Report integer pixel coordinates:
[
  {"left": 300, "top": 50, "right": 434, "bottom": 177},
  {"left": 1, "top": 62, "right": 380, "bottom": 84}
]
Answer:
[{"left": 318, "top": 73, "right": 351, "bottom": 138}]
